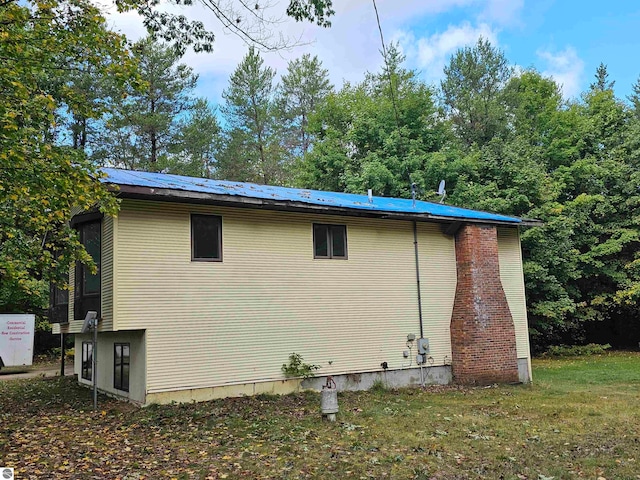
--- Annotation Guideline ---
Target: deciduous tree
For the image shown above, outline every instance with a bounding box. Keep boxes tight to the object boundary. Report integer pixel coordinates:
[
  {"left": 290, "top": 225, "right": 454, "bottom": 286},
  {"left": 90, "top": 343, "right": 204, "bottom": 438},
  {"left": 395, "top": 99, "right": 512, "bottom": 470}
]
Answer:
[
  {"left": 110, "top": 0, "right": 334, "bottom": 53},
  {"left": 300, "top": 45, "right": 449, "bottom": 197},
  {"left": 0, "top": 0, "right": 135, "bottom": 313}
]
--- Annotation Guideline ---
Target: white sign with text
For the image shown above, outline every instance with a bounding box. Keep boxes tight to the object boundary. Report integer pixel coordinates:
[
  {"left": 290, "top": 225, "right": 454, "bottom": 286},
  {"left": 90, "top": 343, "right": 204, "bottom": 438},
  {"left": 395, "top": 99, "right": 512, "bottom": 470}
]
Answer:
[{"left": 0, "top": 314, "right": 35, "bottom": 367}]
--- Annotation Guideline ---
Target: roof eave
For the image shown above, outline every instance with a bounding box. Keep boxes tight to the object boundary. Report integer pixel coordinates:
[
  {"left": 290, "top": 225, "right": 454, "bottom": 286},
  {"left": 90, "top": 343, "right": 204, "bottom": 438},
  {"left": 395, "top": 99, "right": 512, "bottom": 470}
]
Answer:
[
  {"left": 109, "top": 183, "right": 524, "bottom": 227},
  {"left": 519, "top": 218, "right": 544, "bottom": 227}
]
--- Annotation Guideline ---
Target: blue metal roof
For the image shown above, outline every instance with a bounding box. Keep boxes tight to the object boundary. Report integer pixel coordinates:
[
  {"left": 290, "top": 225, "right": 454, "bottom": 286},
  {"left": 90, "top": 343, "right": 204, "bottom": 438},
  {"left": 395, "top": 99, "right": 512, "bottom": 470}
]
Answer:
[{"left": 101, "top": 168, "right": 521, "bottom": 224}]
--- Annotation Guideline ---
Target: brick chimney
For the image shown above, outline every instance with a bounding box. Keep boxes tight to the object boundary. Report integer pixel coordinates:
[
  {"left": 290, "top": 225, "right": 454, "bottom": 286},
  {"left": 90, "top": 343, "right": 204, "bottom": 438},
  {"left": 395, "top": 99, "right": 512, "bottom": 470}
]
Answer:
[{"left": 450, "top": 224, "right": 519, "bottom": 384}]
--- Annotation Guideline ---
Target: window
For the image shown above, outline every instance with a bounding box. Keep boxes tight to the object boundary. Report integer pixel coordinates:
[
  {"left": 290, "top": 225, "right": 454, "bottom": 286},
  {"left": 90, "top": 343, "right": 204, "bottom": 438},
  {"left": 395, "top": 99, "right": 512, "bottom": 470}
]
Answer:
[
  {"left": 114, "top": 343, "right": 130, "bottom": 392},
  {"left": 81, "top": 342, "right": 92, "bottom": 381},
  {"left": 313, "top": 224, "right": 347, "bottom": 259},
  {"left": 49, "top": 272, "right": 69, "bottom": 323},
  {"left": 74, "top": 219, "right": 101, "bottom": 319},
  {"left": 191, "top": 214, "right": 222, "bottom": 261},
  {"left": 54, "top": 284, "right": 69, "bottom": 306}
]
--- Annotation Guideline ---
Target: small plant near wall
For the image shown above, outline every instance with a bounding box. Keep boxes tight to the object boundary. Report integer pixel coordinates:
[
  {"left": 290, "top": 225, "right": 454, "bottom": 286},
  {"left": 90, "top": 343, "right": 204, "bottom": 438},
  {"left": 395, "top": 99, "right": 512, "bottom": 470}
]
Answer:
[{"left": 281, "top": 353, "right": 320, "bottom": 379}]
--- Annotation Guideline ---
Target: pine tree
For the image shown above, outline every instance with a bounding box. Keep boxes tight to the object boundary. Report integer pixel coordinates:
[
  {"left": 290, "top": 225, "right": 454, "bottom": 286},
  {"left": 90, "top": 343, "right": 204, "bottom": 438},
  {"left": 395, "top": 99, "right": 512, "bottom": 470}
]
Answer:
[
  {"left": 590, "top": 62, "right": 615, "bottom": 92},
  {"left": 440, "top": 38, "right": 512, "bottom": 148},
  {"left": 60, "top": 66, "right": 106, "bottom": 151},
  {"left": 166, "top": 99, "right": 222, "bottom": 178},
  {"left": 219, "top": 47, "right": 284, "bottom": 184},
  {"left": 92, "top": 37, "right": 198, "bottom": 170},
  {"left": 276, "top": 54, "right": 332, "bottom": 157},
  {"left": 628, "top": 76, "right": 640, "bottom": 117}
]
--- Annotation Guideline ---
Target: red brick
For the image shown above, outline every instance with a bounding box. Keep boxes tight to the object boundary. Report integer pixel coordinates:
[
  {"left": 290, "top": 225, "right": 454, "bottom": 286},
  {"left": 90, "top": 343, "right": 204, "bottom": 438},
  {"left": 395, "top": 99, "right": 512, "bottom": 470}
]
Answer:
[{"left": 450, "top": 224, "right": 519, "bottom": 385}]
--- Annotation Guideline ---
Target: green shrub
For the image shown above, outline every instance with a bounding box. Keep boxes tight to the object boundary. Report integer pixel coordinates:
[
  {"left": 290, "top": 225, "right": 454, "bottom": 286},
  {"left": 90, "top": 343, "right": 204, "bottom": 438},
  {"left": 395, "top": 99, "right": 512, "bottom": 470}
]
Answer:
[
  {"left": 370, "top": 379, "right": 387, "bottom": 393},
  {"left": 543, "top": 343, "right": 612, "bottom": 357},
  {"left": 281, "top": 353, "right": 320, "bottom": 379}
]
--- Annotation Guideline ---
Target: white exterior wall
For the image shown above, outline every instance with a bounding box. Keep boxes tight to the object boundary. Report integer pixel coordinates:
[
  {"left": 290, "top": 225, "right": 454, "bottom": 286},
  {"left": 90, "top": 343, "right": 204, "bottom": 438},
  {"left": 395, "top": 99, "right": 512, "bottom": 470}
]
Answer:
[{"left": 75, "top": 330, "right": 146, "bottom": 403}]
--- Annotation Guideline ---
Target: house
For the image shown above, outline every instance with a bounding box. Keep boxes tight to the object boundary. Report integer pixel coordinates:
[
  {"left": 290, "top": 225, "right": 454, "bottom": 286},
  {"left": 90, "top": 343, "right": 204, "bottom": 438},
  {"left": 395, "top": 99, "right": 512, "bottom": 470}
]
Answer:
[{"left": 51, "top": 168, "right": 534, "bottom": 405}]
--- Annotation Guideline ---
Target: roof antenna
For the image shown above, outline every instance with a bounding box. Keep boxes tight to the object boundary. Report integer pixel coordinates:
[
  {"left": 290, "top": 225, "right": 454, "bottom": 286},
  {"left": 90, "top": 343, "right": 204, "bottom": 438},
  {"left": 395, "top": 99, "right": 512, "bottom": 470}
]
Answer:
[
  {"left": 437, "top": 180, "right": 446, "bottom": 204},
  {"left": 411, "top": 182, "right": 417, "bottom": 208}
]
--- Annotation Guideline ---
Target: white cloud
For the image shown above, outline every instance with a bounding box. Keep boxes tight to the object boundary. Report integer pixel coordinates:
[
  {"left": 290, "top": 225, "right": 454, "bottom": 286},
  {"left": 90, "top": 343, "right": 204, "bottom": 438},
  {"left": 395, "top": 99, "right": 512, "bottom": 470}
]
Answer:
[
  {"left": 537, "top": 46, "right": 585, "bottom": 98},
  {"left": 101, "top": 0, "right": 521, "bottom": 103},
  {"left": 104, "top": 9, "right": 147, "bottom": 40},
  {"left": 396, "top": 22, "right": 498, "bottom": 82},
  {"left": 480, "top": 0, "right": 524, "bottom": 27}
]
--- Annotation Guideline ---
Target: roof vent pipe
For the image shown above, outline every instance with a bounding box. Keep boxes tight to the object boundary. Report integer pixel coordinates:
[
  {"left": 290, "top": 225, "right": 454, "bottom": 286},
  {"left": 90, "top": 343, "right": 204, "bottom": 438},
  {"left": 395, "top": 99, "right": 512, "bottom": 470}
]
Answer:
[
  {"left": 411, "top": 183, "right": 417, "bottom": 208},
  {"left": 368, "top": 189, "right": 373, "bottom": 203}
]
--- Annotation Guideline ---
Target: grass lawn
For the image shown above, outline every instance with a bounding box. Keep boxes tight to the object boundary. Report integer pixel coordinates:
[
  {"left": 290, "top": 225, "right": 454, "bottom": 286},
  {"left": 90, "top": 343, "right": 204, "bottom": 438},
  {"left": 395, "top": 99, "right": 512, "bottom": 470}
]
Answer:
[{"left": 1, "top": 353, "right": 640, "bottom": 479}]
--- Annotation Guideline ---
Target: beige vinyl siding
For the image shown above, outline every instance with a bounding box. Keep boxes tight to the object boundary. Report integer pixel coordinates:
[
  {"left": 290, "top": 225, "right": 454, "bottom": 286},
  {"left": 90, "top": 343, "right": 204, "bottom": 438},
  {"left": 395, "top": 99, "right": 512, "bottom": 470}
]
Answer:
[
  {"left": 55, "top": 214, "right": 115, "bottom": 334},
  {"left": 115, "top": 199, "right": 458, "bottom": 394},
  {"left": 497, "top": 227, "right": 531, "bottom": 359},
  {"left": 416, "top": 223, "right": 457, "bottom": 364},
  {"left": 100, "top": 215, "right": 115, "bottom": 330}
]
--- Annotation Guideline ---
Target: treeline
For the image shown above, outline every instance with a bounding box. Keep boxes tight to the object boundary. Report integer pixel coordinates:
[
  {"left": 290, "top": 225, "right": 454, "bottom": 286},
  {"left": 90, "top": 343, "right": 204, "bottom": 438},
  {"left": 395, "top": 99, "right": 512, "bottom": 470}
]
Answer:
[
  {"left": 55, "top": 37, "right": 640, "bottom": 352},
  {"left": 58, "top": 38, "right": 333, "bottom": 184}
]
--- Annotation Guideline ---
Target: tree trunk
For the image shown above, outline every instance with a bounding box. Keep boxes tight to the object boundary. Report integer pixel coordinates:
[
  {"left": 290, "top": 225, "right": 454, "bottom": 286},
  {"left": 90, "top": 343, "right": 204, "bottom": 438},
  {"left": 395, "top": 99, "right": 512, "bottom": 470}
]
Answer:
[
  {"left": 251, "top": 95, "right": 268, "bottom": 184},
  {"left": 80, "top": 117, "right": 87, "bottom": 149},
  {"left": 151, "top": 132, "right": 157, "bottom": 165},
  {"left": 150, "top": 97, "right": 157, "bottom": 165}
]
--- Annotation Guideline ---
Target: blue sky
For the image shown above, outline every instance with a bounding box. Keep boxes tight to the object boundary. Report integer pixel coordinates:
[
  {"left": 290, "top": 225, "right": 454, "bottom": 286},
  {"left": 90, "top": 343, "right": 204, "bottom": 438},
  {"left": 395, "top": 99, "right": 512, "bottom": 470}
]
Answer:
[
  {"left": 491, "top": 0, "right": 639, "bottom": 98},
  {"left": 108, "top": 0, "right": 640, "bottom": 105}
]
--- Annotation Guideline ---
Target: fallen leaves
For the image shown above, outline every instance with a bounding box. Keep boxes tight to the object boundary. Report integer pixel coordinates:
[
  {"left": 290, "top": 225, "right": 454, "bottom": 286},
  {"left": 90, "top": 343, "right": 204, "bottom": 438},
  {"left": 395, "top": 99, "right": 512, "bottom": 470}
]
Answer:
[{"left": 2, "top": 355, "right": 640, "bottom": 479}]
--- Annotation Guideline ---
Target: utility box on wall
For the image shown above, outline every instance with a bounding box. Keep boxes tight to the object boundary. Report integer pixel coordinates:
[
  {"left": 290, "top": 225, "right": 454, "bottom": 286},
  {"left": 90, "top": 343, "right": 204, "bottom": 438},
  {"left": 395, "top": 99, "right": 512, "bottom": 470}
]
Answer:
[
  {"left": 0, "top": 314, "right": 35, "bottom": 367},
  {"left": 417, "top": 338, "right": 430, "bottom": 355}
]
